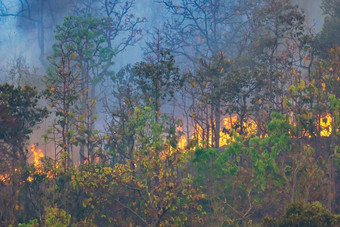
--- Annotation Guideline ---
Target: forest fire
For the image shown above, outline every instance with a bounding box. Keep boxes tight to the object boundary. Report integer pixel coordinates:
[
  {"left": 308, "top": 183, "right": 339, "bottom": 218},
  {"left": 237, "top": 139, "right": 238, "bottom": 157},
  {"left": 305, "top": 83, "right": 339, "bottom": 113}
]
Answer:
[
  {"left": 0, "top": 0, "right": 339, "bottom": 225},
  {"left": 0, "top": 145, "right": 44, "bottom": 183},
  {"left": 179, "top": 113, "right": 334, "bottom": 150},
  {"left": 320, "top": 114, "right": 332, "bottom": 137},
  {"left": 177, "top": 135, "right": 187, "bottom": 150},
  {"left": 0, "top": 173, "right": 10, "bottom": 183},
  {"left": 30, "top": 144, "right": 44, "bottom": 168},
  {"left": 188, "top": 116, "right": 257, "bottom": 148},
  {"left": 177, "top": 116, "right": 257, "bottom": 149},
  {"left": 28, "top": 144, "right": 56, "bottom": 181}
]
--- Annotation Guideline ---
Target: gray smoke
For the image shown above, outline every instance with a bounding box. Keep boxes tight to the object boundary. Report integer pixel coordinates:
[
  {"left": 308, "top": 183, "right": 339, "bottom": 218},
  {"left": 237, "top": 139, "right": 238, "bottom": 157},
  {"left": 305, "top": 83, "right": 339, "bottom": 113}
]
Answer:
[
  {"left": 294, "top": 0, "right": 324, "bottom": 32},
  {"left": 0, "top": 0, "right": 163, "bottom": 72},
  {"left": 0, "top": 0, "right": 326, "bottom": 160}
]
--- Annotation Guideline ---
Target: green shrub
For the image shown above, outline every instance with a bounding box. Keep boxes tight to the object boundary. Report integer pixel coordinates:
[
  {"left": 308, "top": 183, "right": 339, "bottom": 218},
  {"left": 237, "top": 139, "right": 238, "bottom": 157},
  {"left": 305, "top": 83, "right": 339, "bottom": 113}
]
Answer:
[{"left": 262, "top": 201, "right": 340, "bottom": 227}]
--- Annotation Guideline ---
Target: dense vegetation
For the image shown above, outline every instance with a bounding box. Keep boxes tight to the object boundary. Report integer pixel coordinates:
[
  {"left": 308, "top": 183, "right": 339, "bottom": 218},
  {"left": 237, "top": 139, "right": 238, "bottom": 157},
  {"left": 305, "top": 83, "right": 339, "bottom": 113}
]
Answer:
[{"left": 0, "top": 0, "right": 339, "bottom": 226}]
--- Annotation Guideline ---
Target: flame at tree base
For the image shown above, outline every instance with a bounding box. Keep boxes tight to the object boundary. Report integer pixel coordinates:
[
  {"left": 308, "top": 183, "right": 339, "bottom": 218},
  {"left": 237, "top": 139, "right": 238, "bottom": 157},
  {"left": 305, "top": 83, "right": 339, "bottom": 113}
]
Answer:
[
  {"left": 30, "top": 144, "right": 44, "bottom": 168},
  {"left": 178, "top": 114, "right": 334, "bottom": 150},
  {"left": 28, "top": 144, "right": 57, "bottom": 182},
  {"left": 181, "top": 116, "right": 257, "bottom": 149}
]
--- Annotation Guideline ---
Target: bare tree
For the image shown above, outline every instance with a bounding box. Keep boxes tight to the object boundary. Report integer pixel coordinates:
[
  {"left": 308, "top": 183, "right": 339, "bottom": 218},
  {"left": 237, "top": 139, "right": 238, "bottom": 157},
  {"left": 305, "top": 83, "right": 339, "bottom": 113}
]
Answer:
[
  {"left": 0, "top": 0, "right": 71, "bottom": 66},
  {"left": 159, "top": 0, "right": 254, "bottom": 148},
  {"left": 72, "top": 0, "right": 146, "bottom": 55}
]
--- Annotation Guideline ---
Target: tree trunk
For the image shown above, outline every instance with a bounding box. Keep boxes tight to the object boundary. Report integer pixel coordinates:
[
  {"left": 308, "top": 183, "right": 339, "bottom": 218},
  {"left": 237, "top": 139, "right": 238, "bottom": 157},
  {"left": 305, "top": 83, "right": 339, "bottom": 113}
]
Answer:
[{"left": 215, "top": 100, "right": 220, "bottom": 148}]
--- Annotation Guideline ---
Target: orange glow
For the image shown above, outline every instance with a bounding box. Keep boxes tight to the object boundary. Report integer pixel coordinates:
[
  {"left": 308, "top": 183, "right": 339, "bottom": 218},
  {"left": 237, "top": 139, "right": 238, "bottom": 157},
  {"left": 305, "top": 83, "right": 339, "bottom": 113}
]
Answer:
[
  {"left": 192, "top": 113, "right": 333, "bottom": 149},
  {"left": 320, "top": 114, "right": 332, "bottom": 137},
  {"left": 178, "top": 136, "right": 187, "bottom": 150},
  {"left": 289, "top": 113, "right": 333, "bottom": 138},
  {"left": 0, "top": 173, "right": 10, "bottom": 183},
  {"left": 192, "top": 124, "right": 206, "bottom": 147},
  {"left": 220, "top": 116, "right": 238, "bottom": 146},
  {"left": 219, "top": 117, "right": 233, "bottom": 147},
  {"left": 27, "top": 176, "right": 33, "bottom": 182},
  {"left": 28, "top": 144, "right": 44, "bottom": 181},
  {"left": 220, "top": 116, "right": 257, "bottom": 146},
  {"left": 28, "top": 144, "right": 57, "bottom": 181},
  {"left": 193, "top": 116, "right": 258, "bottom": 148},
  {"left": 30, "top": 144, "right": 43, "bottom": 168},
  {"left": 176, "top": 124, "right": 187, "bottom": 150}
]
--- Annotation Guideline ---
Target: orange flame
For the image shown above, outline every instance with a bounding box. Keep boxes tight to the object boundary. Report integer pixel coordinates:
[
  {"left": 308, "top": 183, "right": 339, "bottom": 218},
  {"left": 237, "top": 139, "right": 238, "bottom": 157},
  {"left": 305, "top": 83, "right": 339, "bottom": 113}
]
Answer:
[
  {"left": 0, "top": 173, "right": 10, "bottom": 183},
  {"left": 320, "top": 114, "right": 332, "bottom": 137},
  {"left": 28, "top": 144, "right": 44, "bottom": 182},
  {"left": 193, "top": 113, "right": 332, "bottom": 149},
  {"left": 192, "top": 116, "right": 258, "bottom": 148},
  {"left": 30, "top": 144, "right": 44, "bottom": 168},
  {"left": 220, "top": 116, "right": 238, "bottom": 146},
  {"left": 290, "top": 113, "right": 333, "bottom": 138},
  {"left": 28, "top": 144, "right": 57, "bottom": 181},
  {"left": 178, "top": 136, "right": 187, "bottom": 150}
]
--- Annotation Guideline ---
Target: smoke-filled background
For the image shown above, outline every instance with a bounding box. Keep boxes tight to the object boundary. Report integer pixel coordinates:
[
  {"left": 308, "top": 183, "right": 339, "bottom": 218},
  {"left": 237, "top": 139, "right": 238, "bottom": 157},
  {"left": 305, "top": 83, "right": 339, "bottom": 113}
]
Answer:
[
  {"left": 2, "top": 0, "right": 340, "bottom": 225},
  {"left": 0, "top": 0, "right": 324, "bottom": 70},
  {"left": 0, "top": 0, "right": 163, "bottom": 69},
  {"left": 0, "top": 0, "right": 326, "bottom": 158}
]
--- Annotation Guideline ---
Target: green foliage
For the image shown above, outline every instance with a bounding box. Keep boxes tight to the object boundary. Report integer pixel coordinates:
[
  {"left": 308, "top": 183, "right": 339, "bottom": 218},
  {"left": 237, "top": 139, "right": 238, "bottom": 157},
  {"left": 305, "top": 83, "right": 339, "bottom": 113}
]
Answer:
[
  {"left": 52, "top": 16, "right": 115, "bottom": 68},
  {"left": 105, "top": 66, "right": 141, "bottom": 163},
  {"left": 2, "top": 1, "right": 340, "bottom": 226},
  {"left": 190, "top": 112, "right": 333, "bottom": 225},
  {"left": 0, "top": 84, "right": 47, "bottom": 145},
  {"left": 69, "top": 107, "right": 204, "bottom": 226},
  {"left": 262, "top": 202, "right": 340, "bottom": 227},
  {"left": 0, "top": 83, "right": 47, "bottom": 226},
  {"left": 17, "top": 207, "right": 71, "bottom": 227},
  {"left": 45, "top": 207, "right": 71, "bottom": 227},
  {"left": 45, "top": 15, "right": 115, "bottom": 165},
  {"left": 18, "top": 219, "right": 39, "bottom": 227},
  {"left": 318, "top": 0, "right": 340, "bottom": 55},
  {"left": 134, "top": 50, "right": 182, "bottom": 113}
]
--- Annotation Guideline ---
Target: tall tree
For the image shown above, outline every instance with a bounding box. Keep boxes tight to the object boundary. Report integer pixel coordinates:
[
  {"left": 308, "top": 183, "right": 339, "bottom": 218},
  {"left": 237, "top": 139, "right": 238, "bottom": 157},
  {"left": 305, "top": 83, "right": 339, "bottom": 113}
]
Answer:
[
  {"left": 104, "top": 65, "right": 141, "bottom": 164},
  {"left": 236, "top": 0, "right": 314, "bottom": 136},
  {"left": 44, "top": 42, "right": 81, "bottom": 168},
  {"left": 51, "top": 15, "right": 115, "bottom": 163}
]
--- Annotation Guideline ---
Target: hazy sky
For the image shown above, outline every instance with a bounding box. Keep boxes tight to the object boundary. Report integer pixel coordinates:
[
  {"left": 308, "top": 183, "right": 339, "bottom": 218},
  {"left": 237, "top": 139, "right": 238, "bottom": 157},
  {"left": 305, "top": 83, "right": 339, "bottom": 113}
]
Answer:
[
  {"left": 0, "top": 0, "right": 164, "bottom": 72},
  {"left": 0, "top": 0, "right": 325, "bottom": 76}
]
